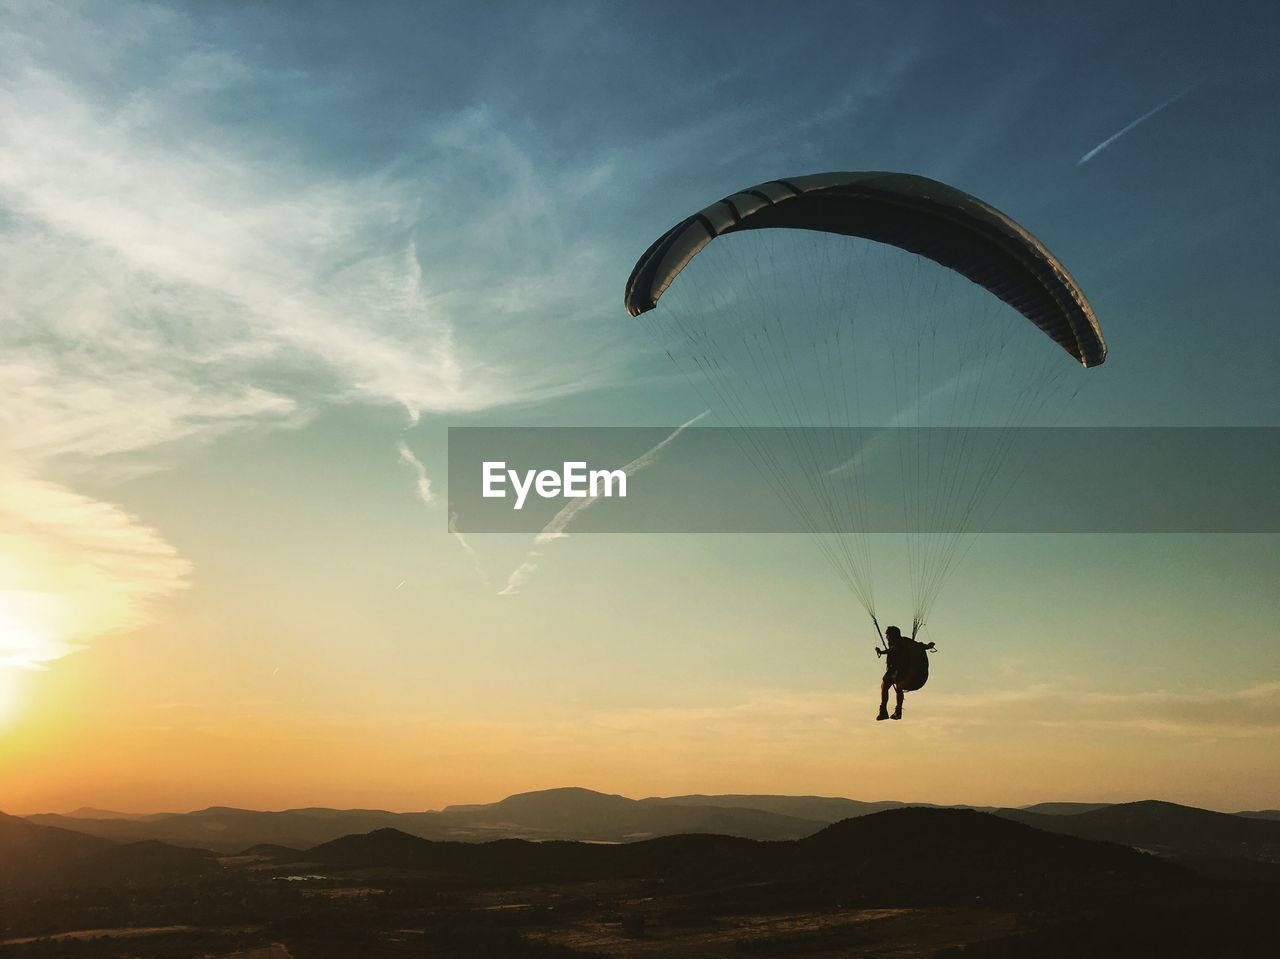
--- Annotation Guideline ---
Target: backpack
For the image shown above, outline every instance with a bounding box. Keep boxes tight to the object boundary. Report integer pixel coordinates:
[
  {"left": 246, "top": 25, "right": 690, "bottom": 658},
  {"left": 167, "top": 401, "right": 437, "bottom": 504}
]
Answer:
[{"left": 895, "top": 640, "right": 930, "bottom": 692}]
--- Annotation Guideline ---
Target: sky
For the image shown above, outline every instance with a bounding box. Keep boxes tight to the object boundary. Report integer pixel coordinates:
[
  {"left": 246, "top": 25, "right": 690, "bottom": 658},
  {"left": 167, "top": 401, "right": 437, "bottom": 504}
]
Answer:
[{"left": 0, "top": 0, "right": 1277, "bottom": 815}]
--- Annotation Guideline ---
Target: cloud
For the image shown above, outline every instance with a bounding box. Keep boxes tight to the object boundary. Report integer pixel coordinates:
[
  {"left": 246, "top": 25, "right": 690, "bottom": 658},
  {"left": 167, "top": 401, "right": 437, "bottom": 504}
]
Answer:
[
  {"left": 1077, "top": 83, "right": 1198, "bottom": 166},
  {"left": 0, "top": 470, "right": 191, "bottom": 670},
  {"left": 582, "top": 677, "right": 1280, "bottom": 761},
  {"left": 0, "top": 4, "right": 635, "bottom": 664},
  {"left": 930, "top": 679, "right": 1280, "bottom": 739},
  {"left": 0, "top": 1, "right": 935, "bottom": 658},
  {"left": 447, "top": 511, "right": 489, "bottom": 587},
  {"left": 396, "top": 442, "right": 435, "bottom": 506},
  {"left": 0, "top": 65, "right": 570, "bottom": 430},
  {"left": 396, "top": 447, "right": 492, "bottom": 586},
  {"left": 0, "top": 1, "right": 644, "bottom": 443}
]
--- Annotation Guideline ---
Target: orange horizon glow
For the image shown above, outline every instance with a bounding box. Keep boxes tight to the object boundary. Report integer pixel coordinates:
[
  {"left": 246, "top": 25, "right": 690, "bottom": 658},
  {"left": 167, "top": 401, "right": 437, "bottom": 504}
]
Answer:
[{"left": 4, "top": 645, "right": 1276, "bottom": 819}]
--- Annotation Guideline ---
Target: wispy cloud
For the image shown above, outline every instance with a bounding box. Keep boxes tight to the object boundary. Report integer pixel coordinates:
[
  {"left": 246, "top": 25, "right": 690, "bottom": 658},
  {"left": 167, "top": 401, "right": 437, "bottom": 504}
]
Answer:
[
  {"left": 930, "top": 679, "right": 1280, "bottom": 739},
  {"left": 447, "top": 511, "right": 489, "bottom": 586},
  {"left": 396, "top": 442, "right": 435, "bottom": 506},
  {"left": 0, "top": 471, "right": 191, "bottom": 670},
  {"left": 499, "top": 411, "right": 708, "bottom": 594},
  {"left": 1077, "top": 83, "right": 1198, "bottom": 166},
  {"left": 0, "top": 5, "right": 632, "bottom": 665},
  {"left": 588, "top": 677, "right": 1280, "bottom": 756},
  {"left": 396, "top": 447, "right": 491, "bottom": 586}
]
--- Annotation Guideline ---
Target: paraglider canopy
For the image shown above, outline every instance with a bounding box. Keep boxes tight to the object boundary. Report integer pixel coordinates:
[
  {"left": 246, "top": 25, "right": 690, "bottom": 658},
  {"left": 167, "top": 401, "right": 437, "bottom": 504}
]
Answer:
[
  {"left": 625, "top": 172, "right": 1106, "bottom": 367},
  {"left": 624, "top": 171, "right": 1106, "bottom": 631}
]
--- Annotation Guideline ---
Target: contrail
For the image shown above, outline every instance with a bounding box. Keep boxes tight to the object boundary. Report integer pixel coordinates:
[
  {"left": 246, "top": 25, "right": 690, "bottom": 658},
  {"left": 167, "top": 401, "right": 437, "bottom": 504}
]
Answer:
[
  {"left": 398, "top": 440, "right": 491, "bottom": 584},
  {"left": 534, "top": 409, "right": 710, "bottom": 545},
  {"left": 826, "top": 368, "right": 985, "bottom": 479},
  {"left": 499, "top": 410, "right": 709, "bottom": 595},
  {"left": 397, "top": 441, "right": 435, "bottom": 505},
  {"left": 497, "top": 553, "right": 540, "bottom": 597},
  {"left": 1077, "top": 83, "right": 1197, "bottom": 166},
  {"left": 449, "top": 510, "right": 490, "bottom": 586}
]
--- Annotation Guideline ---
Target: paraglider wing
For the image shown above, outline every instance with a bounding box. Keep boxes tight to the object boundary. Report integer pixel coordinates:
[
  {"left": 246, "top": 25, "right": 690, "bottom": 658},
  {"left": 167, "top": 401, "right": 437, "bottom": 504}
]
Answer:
[{"left": 624, "top": 172, "right": 1107, "bottom": 367}]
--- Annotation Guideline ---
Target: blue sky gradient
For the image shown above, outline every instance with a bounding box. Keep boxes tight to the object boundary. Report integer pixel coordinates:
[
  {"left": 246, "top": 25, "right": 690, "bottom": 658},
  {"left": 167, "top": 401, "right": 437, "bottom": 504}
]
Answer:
[{"left": 0, "top": 0, "right": 1276, "bottom": 812}]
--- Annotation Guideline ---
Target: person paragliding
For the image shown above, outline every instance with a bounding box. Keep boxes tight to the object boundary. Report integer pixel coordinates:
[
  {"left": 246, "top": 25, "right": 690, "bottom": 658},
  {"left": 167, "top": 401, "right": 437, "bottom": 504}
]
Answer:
[
  {"left": 624, "top": 171, "right": 1106, "bottom": 717},
  {"left": 875, "top": 625, "right": 935, "bottom": 721}
]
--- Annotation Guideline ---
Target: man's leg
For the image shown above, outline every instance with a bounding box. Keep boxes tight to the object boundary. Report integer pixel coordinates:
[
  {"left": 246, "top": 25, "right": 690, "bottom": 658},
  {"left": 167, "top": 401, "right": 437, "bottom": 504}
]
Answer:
[
  {"left": 877, "top": 677, "right": 891, "bottom": 720},
  {"left": 891, "top": 686, "right": 904, "bottom": 720}
]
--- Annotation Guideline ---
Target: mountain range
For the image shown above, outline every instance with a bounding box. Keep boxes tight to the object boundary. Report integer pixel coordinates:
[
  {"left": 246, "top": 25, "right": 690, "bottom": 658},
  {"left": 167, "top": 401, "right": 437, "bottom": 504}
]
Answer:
[
  {"left": 4, "top": 793, "right": 1277, "bottom": 958},
  {"left": 17, "top": 788, "right": 1280, "bottom": 860}
]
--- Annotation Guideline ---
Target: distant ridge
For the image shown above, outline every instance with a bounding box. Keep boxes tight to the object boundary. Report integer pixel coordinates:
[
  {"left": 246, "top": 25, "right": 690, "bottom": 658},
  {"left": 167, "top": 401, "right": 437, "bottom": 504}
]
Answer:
[
  {"left": 23, "top": 790, "right": 1280, "bottom": 864},
  {"left": 1019, "top": 801, "right": 1112, "bottom": 816},
  {"left": 6, "top": 800, "right": 1273, "bottom": 895},
  {"left": 994, "top": 799, "right": 1280, "bottom": 863},
  {"left": 25, "top": 788, "right": 828, "bottom": 851},
  {"left": 1236, "top": 809, "right": 1280, "bottom": 821},
  {"left": 646, "top": 793, "right": 910, "bottom": 821},
  {"left": 63, "top": 806, "right": 151, "bottom": 821}
]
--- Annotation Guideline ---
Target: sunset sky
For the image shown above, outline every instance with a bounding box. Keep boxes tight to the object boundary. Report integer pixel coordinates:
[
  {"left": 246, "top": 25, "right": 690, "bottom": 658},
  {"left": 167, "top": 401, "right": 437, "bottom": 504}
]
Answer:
[{"left": 1, "top": 0, "right": 1277, "bottom": 816}]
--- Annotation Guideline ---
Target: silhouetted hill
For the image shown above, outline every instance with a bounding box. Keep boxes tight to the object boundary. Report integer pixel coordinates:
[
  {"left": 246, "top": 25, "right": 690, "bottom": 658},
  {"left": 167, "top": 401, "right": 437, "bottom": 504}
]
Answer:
[
  {"left": 73, "top": 839, "right": 223, "bottom": 883},
  {"left": 432, "top": 786, "right": 822, "bottom": 841},
  {"left": 300, "top": 808, "right": 1190, "bottom": 910},
  {"left": 6, "top": 806, "right": 1265, "bottom": 959},
  {"left": 63, "top": 806, "right": 151, "bottom": 820},
  {"left": 310, "top": 825, "right": 793, "bottom": 889},
  {"left": 308, "top": 827, "right": 430, "bottom": 867},
  {"left": 646, "top": 793, "right": 895, "bottom": 821},
  {"left": 479, "top": 786, "right": 634, "bottom": 821},
  {"left": 995, "top": 799, "right": 1280, "bottom": 863},
  {"left": 0, "top": 814, "right": 214, "bottom": 888},
  {"left": 1020, "top": 801, "right": 1112, "bottom": 815},
  {"left": 29, "top": 791, "right": 1278, "bottom": 866},
  {"left": 1237, "top": 809, "right": 1280, "bottom": 821},
  {"left": 309, "top": 828, "right": 624, "bottom": 883},
  {"left": 793, "top": 807, "right": 1188, "bottom": 906},
  {"left": 0, "top": 810, "right": 114, "bottom": 883},
  {"left": 26, "top": 805, "right": 416, "bottom": 851}
]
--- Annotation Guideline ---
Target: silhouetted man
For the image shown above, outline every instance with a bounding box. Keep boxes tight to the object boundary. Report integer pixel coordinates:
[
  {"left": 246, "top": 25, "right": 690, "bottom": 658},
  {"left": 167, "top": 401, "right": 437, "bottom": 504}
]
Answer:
[{"left": 876, "top": 625, "right": 935, "bottom": 721}]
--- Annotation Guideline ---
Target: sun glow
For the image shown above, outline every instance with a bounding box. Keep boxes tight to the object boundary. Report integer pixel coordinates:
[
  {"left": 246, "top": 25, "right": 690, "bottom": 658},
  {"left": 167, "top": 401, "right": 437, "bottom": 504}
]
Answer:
[
  {"left": 0, "top": 592, "right": 62, "bottom": 671},
  {"left": 0, "top": 670, "right": 19, "bottom": 727},
  {"left": 0, "top": 598, "right": 43, "bottom": 726}
]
